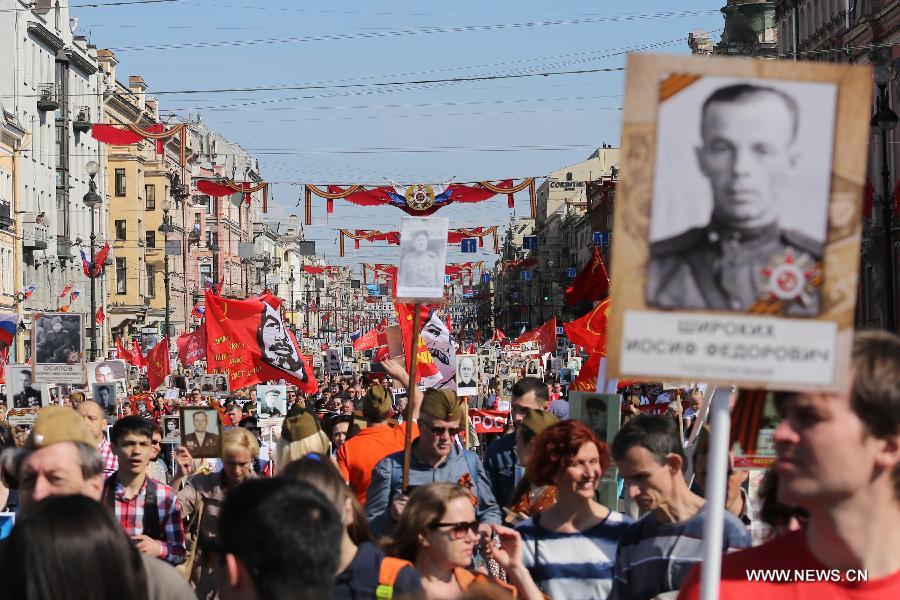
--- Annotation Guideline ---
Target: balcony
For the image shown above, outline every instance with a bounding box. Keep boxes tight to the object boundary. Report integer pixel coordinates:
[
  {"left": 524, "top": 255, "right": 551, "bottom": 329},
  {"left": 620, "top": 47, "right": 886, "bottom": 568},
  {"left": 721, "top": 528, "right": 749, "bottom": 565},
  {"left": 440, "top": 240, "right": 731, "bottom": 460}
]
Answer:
[
  {"left": 23, "top": 221, "right": 49, "bottom": 250},
  {"left": 73, "top": 106, "right": 92, "bottom": 133},
  {"left": 0, "top": 201, "right": 12, "bottom": 231},
  {"left": 37, "top": 83, "right": 60, "bottom": 112}
]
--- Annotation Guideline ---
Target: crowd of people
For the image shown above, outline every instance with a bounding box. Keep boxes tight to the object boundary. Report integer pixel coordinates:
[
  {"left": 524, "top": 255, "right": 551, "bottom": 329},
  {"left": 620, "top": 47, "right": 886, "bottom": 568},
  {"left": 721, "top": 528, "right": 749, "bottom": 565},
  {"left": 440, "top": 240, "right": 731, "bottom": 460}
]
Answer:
[{"left": 0, "top": 331, "right": 898, "bottom": 599}]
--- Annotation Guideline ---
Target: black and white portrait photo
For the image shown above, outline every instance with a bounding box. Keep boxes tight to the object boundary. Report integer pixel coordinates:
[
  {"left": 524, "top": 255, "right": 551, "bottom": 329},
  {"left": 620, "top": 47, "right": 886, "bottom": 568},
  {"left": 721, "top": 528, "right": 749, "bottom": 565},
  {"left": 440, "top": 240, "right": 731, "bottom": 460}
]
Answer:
[
  {"left": 455, "top": 354, "right": 479, "bottom": 397},
  {"left": 88, "top": 360, "right": 128, "bottom": 386},
  {"left": 480, "top": 359, "right": 496, "bottom": 377},
  {"left": 501, "top": 376, "right": 515, "bottom": 398},
  {"left": 91, "top": 382, "right": 117, "bottom": 414},
  {"left": 646, "top": 76, "right": 835, "bottom": 315},
  {"left": 568, "top": 392, "right": 621, "bottom": 443},
  {"left": 33, "top": 313, "right": 83, "bottom": 365},
  {"left": 162, "top": 415, "right": 181, "bottom": 444},
  {"left": 201, "top": 374, "right": 230, "bottom": 395},
  {"left": 256, "top": 384, "right": 287, "bottom": 417},
  {"left": 525, "top": 359, "right": 540, "bottom": 377},
  {"left": 180, "top": 407, "right": 222, "bottom": 458},
  {"left": 396, "top": 216, "right": 449, "bottom": 302},
  {"left": 5, "top": 365, "right": 46, "bottom": 409},
  {"left": 326, "top": 348, "right": 342, "bottom": 374}
]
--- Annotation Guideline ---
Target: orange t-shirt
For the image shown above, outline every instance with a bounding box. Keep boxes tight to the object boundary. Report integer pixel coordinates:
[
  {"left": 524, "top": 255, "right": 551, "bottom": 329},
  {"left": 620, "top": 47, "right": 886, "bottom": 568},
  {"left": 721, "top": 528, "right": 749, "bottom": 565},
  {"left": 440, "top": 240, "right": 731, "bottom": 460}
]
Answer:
[
  {"left": 337, "top": 421, "right": 419, "bottom": 504},
  {"left": 678, "top": 529, "right": 900, "bottom": 600}
]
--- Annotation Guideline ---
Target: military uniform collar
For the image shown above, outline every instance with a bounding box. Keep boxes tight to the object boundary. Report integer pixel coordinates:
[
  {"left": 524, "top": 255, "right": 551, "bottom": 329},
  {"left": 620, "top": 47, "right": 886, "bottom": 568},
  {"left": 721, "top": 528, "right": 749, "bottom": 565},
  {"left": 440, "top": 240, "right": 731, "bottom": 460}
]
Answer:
[{"left": 708, "top": 216, "right": 779, "bottom": 245}]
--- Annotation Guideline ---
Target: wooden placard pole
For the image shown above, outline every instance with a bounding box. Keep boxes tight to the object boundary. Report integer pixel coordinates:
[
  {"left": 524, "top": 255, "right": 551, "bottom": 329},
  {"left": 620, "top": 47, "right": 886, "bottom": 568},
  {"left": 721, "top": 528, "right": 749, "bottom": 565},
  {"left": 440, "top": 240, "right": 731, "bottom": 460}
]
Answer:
[{"left": 401, "top": 303, "right": 422, "bottom": 492}]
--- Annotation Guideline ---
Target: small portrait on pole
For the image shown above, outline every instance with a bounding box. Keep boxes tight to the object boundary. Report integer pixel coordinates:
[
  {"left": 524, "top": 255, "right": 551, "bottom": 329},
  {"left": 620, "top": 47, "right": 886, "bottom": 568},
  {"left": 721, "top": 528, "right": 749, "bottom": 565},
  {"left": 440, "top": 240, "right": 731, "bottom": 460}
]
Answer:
[
  {"left": 396, "top": 216, "right": 449, "bottom": 302},
  {"left": 455, "top": 355, "right": 479, "bottom": 397},
  {"left": 608, "top": 54, "right": 872, "bottom": 391},
  {"left": 201, "top": 374, "right": 230, "bottom": 396},
  {"left": 88, "top": 359, "right": 128, "bottom": 386},
  {"left": 91, "top": 382, "right": 117, "bottom": 415},
  {"left": 480, "top": 358, "right": 496, "bottom": 377},
  {"left": 180, "top": 407, "right": 222, "bottom": 458},
  {"left": 162, "top": 414, "right": 181, "bottom": 444},
  {"left": 32, "top": 313, "right": 85, "bottom": 384},
  {"left": 256, "top": 384, "right": 287, "bottom": 417}
]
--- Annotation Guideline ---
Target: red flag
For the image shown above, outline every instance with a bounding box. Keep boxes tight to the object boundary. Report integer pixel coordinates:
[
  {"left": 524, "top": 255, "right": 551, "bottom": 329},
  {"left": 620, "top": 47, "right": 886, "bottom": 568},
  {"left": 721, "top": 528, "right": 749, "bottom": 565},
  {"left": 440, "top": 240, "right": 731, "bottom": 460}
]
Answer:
[
  {"left": 563, "top": 298, "right": 611, "bottom": 354},
  {"left": 464, "top": 342, "right": 476, "bottom": 354},
  {"left": 176, "top": 323, "right": 206, "bottom": 366},
  {"left": 92, "top": 242, "right": 111, "bottom": 277},
  {"left": 491, "top": 328, "right": 507, "bottom": 343},
  {"left": 59, "top": 284, "right": 73, "bottom": 299},
  {"left": 394, "top": 302, "right": 440, "bottom": 382},
  {"left": 513, "top": 317, "right": 557, "bottom": 352},
  {"left": 146, "top": 338, "right": 170, "bottom": 390},
  {"left": 564, "top": 247, "right": 609, "bottom": 306},
  {"left": 132, "top": 338, "right": 144, "bottom": 368},
  {"left": 204, "top": 290, "right": 318, "bottom": 394},
  {"left": 95, "top": 307, "right": 105, "bottom": 325},
  {"left": 353, "top": 326, "right": 380, "bottom": 352},
  {"left": 116, "top": 337, "right": 134, "bottom": 364}
]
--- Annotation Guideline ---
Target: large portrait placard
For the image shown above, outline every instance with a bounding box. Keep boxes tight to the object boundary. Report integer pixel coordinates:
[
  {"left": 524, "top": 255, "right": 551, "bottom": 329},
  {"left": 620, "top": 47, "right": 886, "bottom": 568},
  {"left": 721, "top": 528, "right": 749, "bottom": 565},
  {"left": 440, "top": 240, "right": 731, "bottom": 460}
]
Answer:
[
  {"left": 607, "top": 54, "right": 871, "bottom": 391},
  {"left": 32, "top": 313, "right": 85, "bottom": 384},
  {"left": 396, "top": 216, "right": 449, "bottom": 302}
]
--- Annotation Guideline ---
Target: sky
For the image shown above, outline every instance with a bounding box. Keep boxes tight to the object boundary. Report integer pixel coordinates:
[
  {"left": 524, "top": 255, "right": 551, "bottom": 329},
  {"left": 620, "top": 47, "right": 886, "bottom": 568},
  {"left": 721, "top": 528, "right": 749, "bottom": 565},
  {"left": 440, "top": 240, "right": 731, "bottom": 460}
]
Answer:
[{"left": 74, "top": 0, "right": 725, "bottom": 276}]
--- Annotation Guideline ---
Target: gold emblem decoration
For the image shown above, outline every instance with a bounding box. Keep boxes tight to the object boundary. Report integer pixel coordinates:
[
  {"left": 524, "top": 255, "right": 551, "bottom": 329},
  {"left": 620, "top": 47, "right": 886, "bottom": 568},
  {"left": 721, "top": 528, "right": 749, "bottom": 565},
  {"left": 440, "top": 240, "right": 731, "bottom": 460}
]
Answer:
[{"left": 404, "top": 184, "right": 435, "bottom": 211}]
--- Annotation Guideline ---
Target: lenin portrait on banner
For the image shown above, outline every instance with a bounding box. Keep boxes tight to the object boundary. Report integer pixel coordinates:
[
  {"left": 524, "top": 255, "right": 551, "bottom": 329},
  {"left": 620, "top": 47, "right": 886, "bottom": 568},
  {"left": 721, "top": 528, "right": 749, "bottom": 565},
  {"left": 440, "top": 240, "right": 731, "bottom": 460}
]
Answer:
[
  {"left": 646, "top": 79, "right": 833, "bottom": 316},
  {"left": 257, "top": 300, "right": 308, "bottom": 383}
]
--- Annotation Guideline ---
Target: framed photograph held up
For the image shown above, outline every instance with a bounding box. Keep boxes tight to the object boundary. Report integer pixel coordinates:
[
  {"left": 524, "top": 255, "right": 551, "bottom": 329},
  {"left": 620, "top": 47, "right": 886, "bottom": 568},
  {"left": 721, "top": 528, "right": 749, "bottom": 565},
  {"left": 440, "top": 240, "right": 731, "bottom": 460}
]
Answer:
[
  {"left": 180, "top": 407, "right": 222, "bottom": 458},
  {"left": 396, "top": 216, "right": 449, "bottom": 302},
  {"left": 607, "top": 53, "right": 872, "bottom": 392}
]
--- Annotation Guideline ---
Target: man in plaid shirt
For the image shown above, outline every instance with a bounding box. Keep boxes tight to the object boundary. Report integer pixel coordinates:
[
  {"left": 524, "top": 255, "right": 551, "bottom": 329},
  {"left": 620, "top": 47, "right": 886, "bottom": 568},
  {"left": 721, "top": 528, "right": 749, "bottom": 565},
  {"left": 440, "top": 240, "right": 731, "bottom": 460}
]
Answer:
[
  {"left": 102, "top": 416, "right": 186, "bottom": 565},
  {"left": 78, "top": 400, "right": 118, "bottom": 478}
]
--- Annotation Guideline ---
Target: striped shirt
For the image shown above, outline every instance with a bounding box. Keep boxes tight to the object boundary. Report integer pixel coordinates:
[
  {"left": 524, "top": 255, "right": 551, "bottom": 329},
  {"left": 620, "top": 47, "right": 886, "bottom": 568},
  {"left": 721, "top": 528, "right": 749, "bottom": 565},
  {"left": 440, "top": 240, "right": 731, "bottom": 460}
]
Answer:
[
  {"left": 612, "top": 507, "right": 751, "bottom": 600},
  {"left": 517, "top": 510, "right": 631, "bottom": 600}
]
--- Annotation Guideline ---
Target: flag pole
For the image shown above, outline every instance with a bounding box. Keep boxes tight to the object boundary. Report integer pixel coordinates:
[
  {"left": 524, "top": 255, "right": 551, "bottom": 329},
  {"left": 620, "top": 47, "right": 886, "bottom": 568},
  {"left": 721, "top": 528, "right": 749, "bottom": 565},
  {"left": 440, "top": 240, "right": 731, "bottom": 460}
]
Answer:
[{"left": 401, "top": 303, "right": 422, "bottom": 492}]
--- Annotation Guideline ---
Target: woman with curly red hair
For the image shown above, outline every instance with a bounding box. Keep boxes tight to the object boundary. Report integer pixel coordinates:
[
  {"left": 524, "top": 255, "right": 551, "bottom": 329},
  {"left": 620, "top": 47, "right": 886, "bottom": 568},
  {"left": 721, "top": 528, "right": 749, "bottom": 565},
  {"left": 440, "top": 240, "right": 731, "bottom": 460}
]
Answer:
[{"left": 514, "top": 420, "right": 631, "bottom": 599}]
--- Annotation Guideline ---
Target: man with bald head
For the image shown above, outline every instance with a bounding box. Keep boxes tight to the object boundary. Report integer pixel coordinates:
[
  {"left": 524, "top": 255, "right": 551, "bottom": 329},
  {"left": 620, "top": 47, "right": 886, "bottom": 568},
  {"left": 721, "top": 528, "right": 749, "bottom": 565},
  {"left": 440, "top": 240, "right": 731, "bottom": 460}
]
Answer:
[
  {"left": 78, "top": 400, "right": 117, "bottom": 478},
  {"left": 647, "top": 83, "right": 822, "bottom": 315}
]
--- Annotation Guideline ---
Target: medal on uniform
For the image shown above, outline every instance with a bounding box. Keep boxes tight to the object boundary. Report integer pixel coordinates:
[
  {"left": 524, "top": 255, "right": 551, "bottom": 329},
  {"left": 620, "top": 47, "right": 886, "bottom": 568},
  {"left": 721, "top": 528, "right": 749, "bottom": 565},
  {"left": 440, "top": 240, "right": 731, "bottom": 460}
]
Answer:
[{"left": 756, "top": 247, "right": 823, "bottom": 309}]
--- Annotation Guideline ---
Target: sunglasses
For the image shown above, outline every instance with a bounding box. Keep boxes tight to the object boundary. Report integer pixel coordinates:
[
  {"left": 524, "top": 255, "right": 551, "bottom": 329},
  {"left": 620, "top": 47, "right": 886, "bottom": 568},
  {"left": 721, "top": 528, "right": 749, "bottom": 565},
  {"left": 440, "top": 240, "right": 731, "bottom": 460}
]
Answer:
[
  {"left": 430, "top": 520, "right": 479, "bottom": 540},
  {"left": 425, "top": 424, "right": 461, "bottom": 437}
]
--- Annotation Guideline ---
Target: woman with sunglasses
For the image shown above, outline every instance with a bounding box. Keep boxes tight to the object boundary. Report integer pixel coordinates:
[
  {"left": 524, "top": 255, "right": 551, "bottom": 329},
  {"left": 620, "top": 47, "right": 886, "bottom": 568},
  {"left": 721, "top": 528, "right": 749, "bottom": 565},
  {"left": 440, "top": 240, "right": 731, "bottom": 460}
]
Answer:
[
  {"left": 386, "top": 483, "right": 544, "bottom": 600},
  {"left": 514, "top": 420, "right": 631, "bottom": 600}
]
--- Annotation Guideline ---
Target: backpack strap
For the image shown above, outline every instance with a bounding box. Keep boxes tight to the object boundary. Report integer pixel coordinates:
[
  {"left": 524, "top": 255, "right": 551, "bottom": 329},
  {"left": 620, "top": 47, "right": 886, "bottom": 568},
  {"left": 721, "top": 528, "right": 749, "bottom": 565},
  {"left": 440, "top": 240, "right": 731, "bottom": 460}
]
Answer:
[
  {"left": 142, "top": 477, "right": 162, "bottom": 542},
  {"left": 102, "top": 473, "right": 117, "bottom": 508},
  {"left": 375, "top": 556, "right": 413, "bottom": 600}
]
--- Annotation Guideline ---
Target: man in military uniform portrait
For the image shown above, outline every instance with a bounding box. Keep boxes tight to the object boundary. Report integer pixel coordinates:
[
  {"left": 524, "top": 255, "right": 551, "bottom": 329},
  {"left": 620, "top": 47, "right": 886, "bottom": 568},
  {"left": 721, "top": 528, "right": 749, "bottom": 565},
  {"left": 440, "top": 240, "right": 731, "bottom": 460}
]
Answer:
[
  {"left": 13, "top": 369, "right": 42, "bottom": 408},
  {"left": 35, "top": 315, "right": 81, "bottom": 364},
  {"left": 399, "top": 229, "right": 443, "bottom": 289},
  {"left": 181, "top": 409, "right": 221, "bottom": 458},
  {"left": 647, "top": 83, "right": 824, "bottom": 315}
]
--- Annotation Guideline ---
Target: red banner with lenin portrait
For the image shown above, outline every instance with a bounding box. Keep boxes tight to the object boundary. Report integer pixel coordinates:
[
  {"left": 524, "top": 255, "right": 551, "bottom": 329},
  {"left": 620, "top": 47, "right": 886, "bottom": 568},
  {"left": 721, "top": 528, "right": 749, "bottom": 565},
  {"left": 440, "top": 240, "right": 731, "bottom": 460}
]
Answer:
[{"left": 204, "top": 291, "right": 318, "bottom": 394}]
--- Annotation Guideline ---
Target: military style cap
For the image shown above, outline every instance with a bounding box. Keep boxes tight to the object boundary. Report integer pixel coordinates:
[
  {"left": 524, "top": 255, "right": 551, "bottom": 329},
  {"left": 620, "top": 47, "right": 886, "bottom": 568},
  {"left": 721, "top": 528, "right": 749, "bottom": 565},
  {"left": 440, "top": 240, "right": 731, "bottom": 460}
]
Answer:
[
  {"left": 421, "top": 389, "right": 463, "bottom": 422},
  {"left": 26, "top": 406, "right": 97, "bottom": 450},
  {"left": 363, "top": 384, "right": 392, "bottom": 417},
  {"left": 521, "top": 408, "right": 559, "bottom": 437},
  {"left": 281, "top": 412, "right": 321, "bottom": 442}
]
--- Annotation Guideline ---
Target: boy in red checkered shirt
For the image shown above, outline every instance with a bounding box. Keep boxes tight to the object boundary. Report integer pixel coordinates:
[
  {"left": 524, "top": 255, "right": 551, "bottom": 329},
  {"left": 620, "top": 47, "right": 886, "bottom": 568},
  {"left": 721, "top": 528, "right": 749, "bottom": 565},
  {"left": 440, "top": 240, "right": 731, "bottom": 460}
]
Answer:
[{"left": 102, "top": 416, "right": 186, "bottom": 565}]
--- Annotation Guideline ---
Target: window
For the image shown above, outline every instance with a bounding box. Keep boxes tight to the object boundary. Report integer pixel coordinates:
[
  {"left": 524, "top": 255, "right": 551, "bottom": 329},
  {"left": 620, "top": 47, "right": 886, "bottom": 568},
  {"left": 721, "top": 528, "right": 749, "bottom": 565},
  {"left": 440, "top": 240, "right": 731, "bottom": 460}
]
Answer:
[
  {"left": 115, "top": 169, "right": 126, "bottom": 196},
  {"left": 199, "top": 261, "right": 212, "bottom": 281},
  {"left": 145, "top": 184, "right": 156, "bottom": 210},
  {"left": 566, "top": 172, "right": 573, "bottom": 181},
  {"left": 195, "top": 195, "right": 211, "bottom": 214},
  {"left": 147, "top": 264, "right": 156, "bottom": 298},
  {"left": 115, "top": 220, "right": 126, "bottom": 240},
  {"left": 145, "top": 231, "right": 155, "bottom": 248},
  {"left": 116, "top": 257, "right": 127, "bottom": 294},
  {"left": 206, "top": 230, "right": 218, "bottom": 249}
]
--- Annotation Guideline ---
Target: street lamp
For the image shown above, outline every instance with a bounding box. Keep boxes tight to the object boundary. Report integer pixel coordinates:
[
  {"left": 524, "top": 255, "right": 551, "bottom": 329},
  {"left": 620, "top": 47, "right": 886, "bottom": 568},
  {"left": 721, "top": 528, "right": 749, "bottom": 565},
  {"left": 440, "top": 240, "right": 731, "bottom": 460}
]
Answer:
[
  {"left": 872, "top": 64, "right": 898, "bottom": 331},
  {"left": 288, "top": 267, "right": 295, "bottom": 329},
  {"left": 159, "top": 199, "right": 173, "bottom": 342},
  {"left": 82, "top": 160, "right": 102, "bottom": 361}
]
